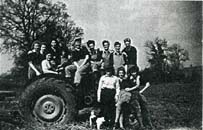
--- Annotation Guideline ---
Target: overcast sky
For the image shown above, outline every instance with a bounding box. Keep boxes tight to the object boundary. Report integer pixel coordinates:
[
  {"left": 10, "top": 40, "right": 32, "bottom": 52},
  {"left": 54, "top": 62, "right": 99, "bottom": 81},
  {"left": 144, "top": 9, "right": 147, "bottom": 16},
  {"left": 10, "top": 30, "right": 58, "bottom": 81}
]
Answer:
[
  {"left": 65, "top": 0, "right": 202, "bottom": 69},
  {"left": 0, "top": 0, "right": 202, "bottom": 74}
]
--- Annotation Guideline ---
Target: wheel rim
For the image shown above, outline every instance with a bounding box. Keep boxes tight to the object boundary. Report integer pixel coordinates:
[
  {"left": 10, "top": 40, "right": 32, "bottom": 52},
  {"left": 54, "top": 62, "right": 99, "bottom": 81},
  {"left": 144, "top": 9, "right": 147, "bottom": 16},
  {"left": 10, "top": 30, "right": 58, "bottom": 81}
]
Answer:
[{"left": 33, "top": 94, "right": 66, "bottom": 123}]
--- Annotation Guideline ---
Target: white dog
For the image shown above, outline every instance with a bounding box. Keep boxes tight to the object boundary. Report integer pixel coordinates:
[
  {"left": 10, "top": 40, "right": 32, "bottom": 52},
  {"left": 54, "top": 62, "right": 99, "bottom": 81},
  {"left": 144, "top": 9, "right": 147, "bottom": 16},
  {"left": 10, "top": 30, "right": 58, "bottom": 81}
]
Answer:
[
  {"left": 89, "top": 110, "right": 105, "bottom": 130},
  {"left": 96, "top": 117, "right": 105, "bottom": 130}
]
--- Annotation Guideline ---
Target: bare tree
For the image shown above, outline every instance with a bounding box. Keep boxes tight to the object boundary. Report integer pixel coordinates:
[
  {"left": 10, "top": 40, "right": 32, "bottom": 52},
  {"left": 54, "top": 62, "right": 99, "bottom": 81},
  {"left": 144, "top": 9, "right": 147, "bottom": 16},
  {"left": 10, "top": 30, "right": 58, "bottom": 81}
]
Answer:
[
  {"left": 0, "top": 0, "right": 83, "bottom": 68},
  {"left": 166, "top": 43, "right": 189, "bottom": 70},
  {"left": 145, "top": 37, "right": 168, "bottom": 72}
]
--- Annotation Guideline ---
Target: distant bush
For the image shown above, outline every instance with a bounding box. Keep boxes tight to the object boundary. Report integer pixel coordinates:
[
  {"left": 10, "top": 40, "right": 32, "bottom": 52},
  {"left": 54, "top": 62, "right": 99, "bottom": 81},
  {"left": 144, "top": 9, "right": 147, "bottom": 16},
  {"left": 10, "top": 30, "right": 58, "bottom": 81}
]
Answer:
[{"left": 140, "top": 66, "right": 202, "bottom": 84}]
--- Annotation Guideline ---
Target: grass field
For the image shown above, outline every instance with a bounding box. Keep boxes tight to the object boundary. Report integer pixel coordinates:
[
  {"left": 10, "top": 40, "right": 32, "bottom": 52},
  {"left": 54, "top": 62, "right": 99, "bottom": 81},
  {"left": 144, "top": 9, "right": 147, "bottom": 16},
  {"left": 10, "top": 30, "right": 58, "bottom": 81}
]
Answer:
[{"left": 0, "top": 79, "right": 202, "bottom": 130}]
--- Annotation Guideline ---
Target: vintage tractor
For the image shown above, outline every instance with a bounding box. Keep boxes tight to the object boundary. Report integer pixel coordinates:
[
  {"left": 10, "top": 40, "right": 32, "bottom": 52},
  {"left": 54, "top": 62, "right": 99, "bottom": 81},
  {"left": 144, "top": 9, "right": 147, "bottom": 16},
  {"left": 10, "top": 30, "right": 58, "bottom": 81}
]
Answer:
[
  {"left": 0, "top": 70, "right": 100, "bottom": 127},
  {"left": 19, "top": 72, "right": 100, "bottom": 126}
]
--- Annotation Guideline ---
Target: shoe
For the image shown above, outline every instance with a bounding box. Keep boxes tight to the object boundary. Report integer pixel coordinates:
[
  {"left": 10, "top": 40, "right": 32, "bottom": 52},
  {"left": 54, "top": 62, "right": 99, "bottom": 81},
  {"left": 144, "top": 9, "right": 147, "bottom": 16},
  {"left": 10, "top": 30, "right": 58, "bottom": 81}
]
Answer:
[
  {"left": 74, "top": 83, "right": 80, "bottom": 87},
  {"left": 145, "top": 125, "right": 155, "bottom": 130},
  {"left": 113, "top": 122, "right": 119, "bottom": 130},
  {"left": 119, "top": 127, "right": 125, "bottom": 130},
  {"left": 139, "top": 126, "right": 145, "bottom": 130}
]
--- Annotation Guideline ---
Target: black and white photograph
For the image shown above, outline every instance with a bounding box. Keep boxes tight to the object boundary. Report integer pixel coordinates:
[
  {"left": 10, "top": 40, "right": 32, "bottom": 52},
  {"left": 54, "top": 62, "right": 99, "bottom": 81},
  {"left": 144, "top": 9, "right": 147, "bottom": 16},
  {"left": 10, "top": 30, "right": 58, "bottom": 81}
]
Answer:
[{"left": 0, "top": 0, "right": 202, "bottom": 130}]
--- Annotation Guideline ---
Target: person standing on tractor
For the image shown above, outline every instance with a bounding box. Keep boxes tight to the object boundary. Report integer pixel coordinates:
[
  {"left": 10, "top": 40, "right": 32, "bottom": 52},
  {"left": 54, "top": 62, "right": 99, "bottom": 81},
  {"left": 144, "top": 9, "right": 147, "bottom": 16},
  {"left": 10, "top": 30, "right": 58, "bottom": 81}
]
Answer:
[
  {"left": 97, "top": 67, "right": 120, "bottom": 126},
  {"left": 27, "top": 41, "right": 43, "bottom": 79},
  {"left": 101, "top": 40, "right": 114, "bottom": 72},
  {"left": 113, "top": 42, "right": 127, "bottom": 75},
  {"left": 122, "top": 38, "right": 138, "bottom": 74},
  {"left": 65, "top": 38, "right": 90, "bottom": 86}
]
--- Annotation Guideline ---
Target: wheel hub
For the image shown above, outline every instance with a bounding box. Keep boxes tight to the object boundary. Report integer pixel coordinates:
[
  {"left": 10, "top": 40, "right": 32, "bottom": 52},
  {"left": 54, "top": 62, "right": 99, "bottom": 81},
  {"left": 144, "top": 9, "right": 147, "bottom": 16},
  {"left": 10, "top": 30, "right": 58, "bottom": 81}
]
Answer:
[
  {"left": 33, "top": 94, "right": 66, "bottom": 123},
  {"left": 43, "top": 102, "right": 55, "bottom": 114}
]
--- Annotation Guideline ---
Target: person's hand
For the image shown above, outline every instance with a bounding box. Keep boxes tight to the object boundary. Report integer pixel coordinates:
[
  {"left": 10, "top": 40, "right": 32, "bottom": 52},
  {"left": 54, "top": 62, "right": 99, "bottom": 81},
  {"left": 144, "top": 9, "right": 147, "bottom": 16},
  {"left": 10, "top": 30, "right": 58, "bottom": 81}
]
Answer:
[
  {"left": 100, "top": 63, "right": 104, "bottom": 69},
  {"left": 36, "top": 71, "right": 41, "bottom": 76},
  {"left": 115, "top": 95, "right": 118, "bottom": 102},
  {"left": 97, "top": 97, "right": 101, "bottom": 103},
  {"left": 125, "top": 88, "right": 131, "bottom": 92},
  {"left": 146, "top": 82, "right": 150, "bottom": 87}
]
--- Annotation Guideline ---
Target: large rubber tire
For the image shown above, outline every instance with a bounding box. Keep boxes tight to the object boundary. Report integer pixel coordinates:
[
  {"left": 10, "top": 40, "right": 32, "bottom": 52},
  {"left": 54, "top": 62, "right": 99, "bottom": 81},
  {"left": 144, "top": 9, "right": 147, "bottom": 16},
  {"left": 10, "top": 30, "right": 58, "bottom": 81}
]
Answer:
[{"left": 20, "top": 77, "right": 77, "bottom": 126}]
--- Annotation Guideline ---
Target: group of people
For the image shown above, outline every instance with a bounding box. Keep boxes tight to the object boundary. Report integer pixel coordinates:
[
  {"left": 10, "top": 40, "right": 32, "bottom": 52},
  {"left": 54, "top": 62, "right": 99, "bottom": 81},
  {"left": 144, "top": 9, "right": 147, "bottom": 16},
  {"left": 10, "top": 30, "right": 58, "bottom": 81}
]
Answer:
[
  {"left": 27, "top": 38, "right": 137, "bottom": 84},
  {"left": 27, "top": 37, "right": 152, "bottom": 129},
  {"left": 97, "top": 65, "right": 153, "bottom": 130}
]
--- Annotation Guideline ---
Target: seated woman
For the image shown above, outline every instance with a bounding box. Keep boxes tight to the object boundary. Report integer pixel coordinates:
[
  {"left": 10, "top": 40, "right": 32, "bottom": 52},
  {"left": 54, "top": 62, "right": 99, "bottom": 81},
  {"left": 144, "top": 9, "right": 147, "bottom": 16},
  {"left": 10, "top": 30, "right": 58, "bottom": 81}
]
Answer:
[
  {"left": 27, "top": 41, "right": 43, "bottom": 79},
  {"left": 41, "top": 53, "right": 58, "bottom": 74}
]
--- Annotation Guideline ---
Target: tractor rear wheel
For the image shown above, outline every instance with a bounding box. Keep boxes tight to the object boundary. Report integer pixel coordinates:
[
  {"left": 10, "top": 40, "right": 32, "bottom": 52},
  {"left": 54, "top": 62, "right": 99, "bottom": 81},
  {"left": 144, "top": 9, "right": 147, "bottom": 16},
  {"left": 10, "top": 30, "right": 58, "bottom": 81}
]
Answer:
[{"left": 20, "top": 77, "right": 77, "bottom": 126}]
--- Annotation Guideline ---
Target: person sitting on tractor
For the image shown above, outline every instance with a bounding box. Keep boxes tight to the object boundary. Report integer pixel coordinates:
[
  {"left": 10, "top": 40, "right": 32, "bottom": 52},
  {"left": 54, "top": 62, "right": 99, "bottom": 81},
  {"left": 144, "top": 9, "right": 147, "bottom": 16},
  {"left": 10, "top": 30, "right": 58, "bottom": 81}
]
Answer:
[
  {"left": 48, "top": 40, "right": 61, "bottom": 65},
  {"left": 40, "top": 43, "right": 48, "bottom": 60},
  {"left": 57, "top": 49, "right": 72, "bottom": 75},
  {"left": 65, "top": 38, "right": 90, "bottom": 86},
  {"left": 87, "top": 40, "right": 102, "bottom": 83},
  {"left": 27, "top": 41, "right": 43, "bottom": 79},
  {"left": 41, "top": 53, "right": 58, "bottom": 74}
]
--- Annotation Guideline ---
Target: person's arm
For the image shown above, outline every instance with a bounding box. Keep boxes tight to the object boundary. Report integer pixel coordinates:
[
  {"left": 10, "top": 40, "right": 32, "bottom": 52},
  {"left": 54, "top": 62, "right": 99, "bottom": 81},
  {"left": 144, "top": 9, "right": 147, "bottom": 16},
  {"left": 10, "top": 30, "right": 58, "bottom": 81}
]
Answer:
[
  {"left": 42, "top": 61, "right": 57, "bottom": 74},
  {"left": 79, "top": 54, "right": 89, "bottom": 67},
  {"left": 122, "top": 52, "right": 128, "bottom": 65},
  {"left": 133, "top": 47, "right": 137, "bottom": 65},
  {"left": 73, "top": 61, "right": 79, "bottom": 68},
  {"left": 28, "top": 61, "right": 41, "bottom": 75},
  {"left": 97, "top": 76, "right": 104, "bottom": 102},
  {"left": 27, "top": 51, "right": 41, "bottom": 76},
  {"left": 125, "top": 75, "right": 140, "bottom": 92},
  {"left": 115, "top": 77, "right": 120, "bottom": 102},
  {"left": 98, "top": 49, "right": 103, "bottom": 64}
]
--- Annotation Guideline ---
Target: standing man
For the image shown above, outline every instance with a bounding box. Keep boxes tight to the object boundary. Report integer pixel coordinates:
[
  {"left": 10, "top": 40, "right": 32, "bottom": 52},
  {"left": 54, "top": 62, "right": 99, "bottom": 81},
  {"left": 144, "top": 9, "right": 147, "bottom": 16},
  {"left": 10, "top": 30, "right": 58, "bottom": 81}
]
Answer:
[
  {"left": 101, "top": 40, "right": 114, "bottom": 71},
  {"left": 65, "top": 38, "right": 90, "bottom": 86},
  {"left": 122, "top": 38, "right": 138, "bottom": 74},
  {"left": 113, "top": 42, "right": 127, "bottom": 75},
  {"left": 97, "top": 67, "right": 120, "bottom": 126}
]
